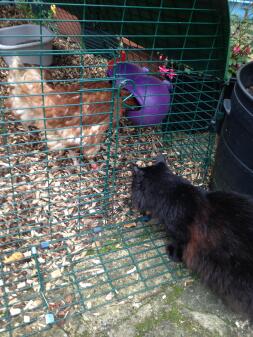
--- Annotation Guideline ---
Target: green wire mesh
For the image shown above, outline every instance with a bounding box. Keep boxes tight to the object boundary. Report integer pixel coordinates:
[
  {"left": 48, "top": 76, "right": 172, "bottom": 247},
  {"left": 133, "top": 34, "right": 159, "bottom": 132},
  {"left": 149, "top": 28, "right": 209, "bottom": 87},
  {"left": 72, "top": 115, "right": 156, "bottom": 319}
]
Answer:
[{"left": 0, "top": 0, "right": 229, "bottom": 335}]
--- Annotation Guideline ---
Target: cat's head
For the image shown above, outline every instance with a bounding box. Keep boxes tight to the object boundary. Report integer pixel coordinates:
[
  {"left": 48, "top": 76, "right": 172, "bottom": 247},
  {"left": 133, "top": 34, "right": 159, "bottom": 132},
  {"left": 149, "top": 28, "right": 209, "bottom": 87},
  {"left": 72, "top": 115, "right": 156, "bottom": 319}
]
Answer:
[{"left": 131, "top": 154, "right": 170, "bottom": 212}]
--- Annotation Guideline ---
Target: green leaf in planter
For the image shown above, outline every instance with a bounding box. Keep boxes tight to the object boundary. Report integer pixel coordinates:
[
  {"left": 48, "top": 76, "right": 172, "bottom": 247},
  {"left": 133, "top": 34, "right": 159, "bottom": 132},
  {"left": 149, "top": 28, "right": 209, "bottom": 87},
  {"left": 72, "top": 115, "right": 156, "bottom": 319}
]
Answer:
[{"left": 185, "top": 67, "right": 191, "bottom": 74}]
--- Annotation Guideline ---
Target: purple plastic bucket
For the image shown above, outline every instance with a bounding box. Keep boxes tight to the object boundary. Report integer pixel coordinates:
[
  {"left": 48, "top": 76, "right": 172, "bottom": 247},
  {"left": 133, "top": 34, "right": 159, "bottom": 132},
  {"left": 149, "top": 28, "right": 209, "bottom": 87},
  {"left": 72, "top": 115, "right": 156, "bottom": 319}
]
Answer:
[
  {"left": 107, "top": 62, "right": 148, "bottom": 79},
  {"left": 108, "top": 62, "right": 171, "bottom": 125},
  {"left": 123, "top": 75, "right": 171, "bottom": 125}
]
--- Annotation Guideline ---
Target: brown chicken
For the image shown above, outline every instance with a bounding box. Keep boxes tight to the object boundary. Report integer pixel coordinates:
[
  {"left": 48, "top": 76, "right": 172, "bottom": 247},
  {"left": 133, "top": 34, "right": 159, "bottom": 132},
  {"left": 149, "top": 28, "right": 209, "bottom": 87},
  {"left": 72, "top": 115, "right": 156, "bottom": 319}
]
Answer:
[{"left": 5, "top": 57, "right": 137, "bottom": 160}]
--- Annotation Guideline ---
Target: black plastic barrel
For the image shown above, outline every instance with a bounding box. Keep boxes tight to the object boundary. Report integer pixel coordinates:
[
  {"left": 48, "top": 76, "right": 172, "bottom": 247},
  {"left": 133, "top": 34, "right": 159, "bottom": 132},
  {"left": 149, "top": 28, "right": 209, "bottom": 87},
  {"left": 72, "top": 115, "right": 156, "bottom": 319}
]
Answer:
[{"left": 211, "top": 61, "right": 253, "bottom": 195}]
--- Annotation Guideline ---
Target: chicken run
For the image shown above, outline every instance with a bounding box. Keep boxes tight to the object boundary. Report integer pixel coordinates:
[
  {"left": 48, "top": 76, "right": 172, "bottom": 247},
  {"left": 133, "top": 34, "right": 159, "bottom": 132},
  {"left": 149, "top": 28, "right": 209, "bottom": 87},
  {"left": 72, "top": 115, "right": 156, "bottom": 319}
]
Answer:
[{"left": 0, "top": 1, "right": 230, "bottom": 335}]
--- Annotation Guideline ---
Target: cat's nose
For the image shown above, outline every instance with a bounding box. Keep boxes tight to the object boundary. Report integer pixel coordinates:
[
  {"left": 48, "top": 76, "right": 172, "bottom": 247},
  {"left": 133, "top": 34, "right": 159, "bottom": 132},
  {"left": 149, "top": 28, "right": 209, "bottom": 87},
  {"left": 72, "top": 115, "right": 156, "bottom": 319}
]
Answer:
[{"left": 155, "top": 154, "right": 166, "bottom": 164}]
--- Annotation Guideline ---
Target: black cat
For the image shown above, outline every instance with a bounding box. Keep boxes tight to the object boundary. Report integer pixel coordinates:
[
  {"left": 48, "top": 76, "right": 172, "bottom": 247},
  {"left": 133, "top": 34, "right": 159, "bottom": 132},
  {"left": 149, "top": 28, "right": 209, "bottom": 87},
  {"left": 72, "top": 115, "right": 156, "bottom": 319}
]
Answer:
[{"left": 131, "top": 155, "right": 253, "bottom": 319}]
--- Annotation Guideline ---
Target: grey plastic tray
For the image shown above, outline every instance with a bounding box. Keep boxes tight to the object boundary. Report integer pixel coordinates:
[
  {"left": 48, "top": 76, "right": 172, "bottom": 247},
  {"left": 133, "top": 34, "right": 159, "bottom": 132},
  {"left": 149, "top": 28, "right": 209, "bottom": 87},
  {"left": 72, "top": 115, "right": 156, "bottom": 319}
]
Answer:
[{"left": 0, "top": 24, "right": 54, "bottom": 66}]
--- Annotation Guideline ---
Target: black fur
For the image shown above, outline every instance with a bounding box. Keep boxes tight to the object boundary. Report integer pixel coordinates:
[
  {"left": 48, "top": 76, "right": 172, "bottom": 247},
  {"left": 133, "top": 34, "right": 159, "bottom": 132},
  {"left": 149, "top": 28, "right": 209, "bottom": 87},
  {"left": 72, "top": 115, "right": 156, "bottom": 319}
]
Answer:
[{"left": 131, "top": 155, "right": 253, "bottom": 319}]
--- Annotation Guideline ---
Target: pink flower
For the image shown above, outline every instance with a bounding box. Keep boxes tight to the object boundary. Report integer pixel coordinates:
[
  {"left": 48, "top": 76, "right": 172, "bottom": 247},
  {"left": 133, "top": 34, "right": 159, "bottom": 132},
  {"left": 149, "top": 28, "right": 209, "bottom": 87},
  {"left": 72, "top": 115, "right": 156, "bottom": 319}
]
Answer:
[
  {"left": 167, "top": 68, "right": 176, "bottom": 80},
  {"left": 233, "top": 45, "right": 241, "bottom": 54},
  {"left": 159, "top": 65, "right": 176, "bottom": 79},
  {"left": 159, "top": 65, "right": 169, "bottom": 73}
]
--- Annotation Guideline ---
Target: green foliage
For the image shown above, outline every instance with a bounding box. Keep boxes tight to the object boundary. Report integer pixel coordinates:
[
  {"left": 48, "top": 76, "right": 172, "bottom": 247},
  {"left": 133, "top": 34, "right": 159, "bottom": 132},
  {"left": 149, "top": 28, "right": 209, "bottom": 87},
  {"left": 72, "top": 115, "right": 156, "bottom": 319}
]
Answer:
[
  {"left": 16, "top": 0, "right": 54, "bottom": 21},
  {"left": 228, "top": 3, "right": 253, "bottom": 78},
  {"left": 16, "top": 2, "right": 34, "bottom": 18}
]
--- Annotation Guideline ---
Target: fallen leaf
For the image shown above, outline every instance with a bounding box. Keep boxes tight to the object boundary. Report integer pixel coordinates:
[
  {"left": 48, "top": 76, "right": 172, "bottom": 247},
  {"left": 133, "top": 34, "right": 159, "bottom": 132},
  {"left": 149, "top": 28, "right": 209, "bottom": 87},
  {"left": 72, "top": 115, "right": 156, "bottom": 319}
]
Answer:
[
  {"left": 80, "top": 282, "right": 92, "bottom": 288},
  {"left": 3, "top": 252, "right": 24, "bottom": 264},
  {"left": 24, "top": 315, "right": 31, "bottom": 323},
  {"left": 17, "top": 282, "right": 26, "bottom": 289},
  {"left": 51, "top": 269, "right": 62, "bottom": 279},
  {"left": 65, "top": 294, "right": 73, "bottom": 304},
  {"left": 24, "top": 299, "right": 41, "bottom": 311},
  {"left": 92, "top": 241, "right": 101, "bottom": 248},
  {"left": 57, "top": 307, "right": 69, "bottom": 319},
  {"left": 126, "top": 266, "right": 137, "bottom": 274},
  {"left": 184, "top": 279, "right": 194, "bottom": 287},
  {"left": 10, "top": 308, "right": 21, "bottom": 316},
  {"left": 105, "top": 292, "right": 114, "bottom": 301},
  {"left": 124, "top": 222, "right": 137, "bottom": 228}
]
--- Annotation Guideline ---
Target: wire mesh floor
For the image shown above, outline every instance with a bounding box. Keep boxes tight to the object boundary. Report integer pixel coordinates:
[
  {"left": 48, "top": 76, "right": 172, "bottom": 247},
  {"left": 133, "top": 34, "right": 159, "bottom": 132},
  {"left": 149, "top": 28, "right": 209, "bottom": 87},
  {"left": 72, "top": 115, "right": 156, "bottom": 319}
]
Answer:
[
  {"left": 0, "top": 52, "right": 218, "bottom": 336},
  {"left": 0, "top": 125, "right": 214, "bottom": 336},
  {"left": 0, "top": 45, "right": 217, "bottom": 335}
]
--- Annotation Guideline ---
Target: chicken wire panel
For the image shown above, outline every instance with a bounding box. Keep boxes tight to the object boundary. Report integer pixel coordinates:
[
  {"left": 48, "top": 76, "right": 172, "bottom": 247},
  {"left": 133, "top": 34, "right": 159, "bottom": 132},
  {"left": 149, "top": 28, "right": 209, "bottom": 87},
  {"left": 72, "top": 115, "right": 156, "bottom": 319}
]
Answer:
[
  {"left": 56, "top": 0, "right": 230, "bottom": 78},
  {"left": 0, "top": 0, "right": 229, "bottom": 335}
]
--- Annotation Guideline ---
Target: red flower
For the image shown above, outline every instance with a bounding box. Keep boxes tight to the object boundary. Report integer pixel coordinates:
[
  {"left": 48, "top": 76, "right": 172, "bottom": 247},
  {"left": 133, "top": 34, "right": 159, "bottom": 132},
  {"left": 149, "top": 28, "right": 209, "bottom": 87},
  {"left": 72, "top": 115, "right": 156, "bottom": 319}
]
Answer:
[
  {"left": 244, "top": 46, "right": 251, "bottom": 55},
  {"left": 108, "top": 51, "right": 127, "bottom": 71},
  {"left": 159, "top": 54, "right": 166, "bottom": 61}
]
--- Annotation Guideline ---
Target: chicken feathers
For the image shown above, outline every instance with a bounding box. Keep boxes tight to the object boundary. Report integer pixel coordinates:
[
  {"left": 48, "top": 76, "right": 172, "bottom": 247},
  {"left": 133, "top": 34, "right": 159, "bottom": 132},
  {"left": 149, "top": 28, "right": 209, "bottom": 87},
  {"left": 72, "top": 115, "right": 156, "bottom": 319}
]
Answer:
[{"left": 5, "top": 57, "right": 137, "bottom": 159}]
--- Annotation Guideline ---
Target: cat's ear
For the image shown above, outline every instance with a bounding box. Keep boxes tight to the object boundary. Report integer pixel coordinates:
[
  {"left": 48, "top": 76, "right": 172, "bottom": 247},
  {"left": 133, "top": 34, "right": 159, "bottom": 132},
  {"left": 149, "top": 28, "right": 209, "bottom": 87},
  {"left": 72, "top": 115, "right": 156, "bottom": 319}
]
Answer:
[
  {"left": 131, "top": 164, "right": 144, "bottom": 175},
  {"left": 155, "top": 154, "right": 166, "bottom": 165}
]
